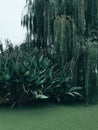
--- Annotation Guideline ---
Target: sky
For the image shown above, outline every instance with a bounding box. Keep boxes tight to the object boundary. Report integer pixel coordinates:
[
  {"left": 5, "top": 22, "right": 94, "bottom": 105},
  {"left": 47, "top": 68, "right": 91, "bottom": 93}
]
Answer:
[{"left": 0, "top": 0, "right": 26, "bottom": 46}]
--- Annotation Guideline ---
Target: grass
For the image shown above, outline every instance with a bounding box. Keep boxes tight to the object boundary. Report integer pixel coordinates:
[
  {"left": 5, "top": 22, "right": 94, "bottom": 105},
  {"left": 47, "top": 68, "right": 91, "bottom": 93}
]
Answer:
[{"left": 0, "top": 103, "right": 98, "bottom": 130}]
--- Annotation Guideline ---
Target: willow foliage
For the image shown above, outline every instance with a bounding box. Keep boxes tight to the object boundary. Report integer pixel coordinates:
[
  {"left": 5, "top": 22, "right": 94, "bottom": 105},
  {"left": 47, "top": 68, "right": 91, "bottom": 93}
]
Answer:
[
  {"left": 21, "top": 0, "right": 98, "bottom": 103},
  {"left": 85, "top": 41, "right": 98, "bottom": 103},
  {"left": 54, "top": 16, "right": 77, "bottom": 65}
]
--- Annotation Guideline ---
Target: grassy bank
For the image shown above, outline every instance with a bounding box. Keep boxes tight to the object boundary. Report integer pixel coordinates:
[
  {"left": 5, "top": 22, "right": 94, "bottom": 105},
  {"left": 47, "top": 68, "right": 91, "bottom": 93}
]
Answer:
[{"left": 0, "top": 104, "right": 98, "bottom": 130}]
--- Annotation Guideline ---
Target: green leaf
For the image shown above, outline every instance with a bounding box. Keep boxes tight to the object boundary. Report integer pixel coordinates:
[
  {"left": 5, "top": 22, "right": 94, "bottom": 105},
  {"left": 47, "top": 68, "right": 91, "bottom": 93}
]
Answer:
[
  {"left": 36, "top": 94, "right": 48, "bottom": 99},
  {"left": 66, "top": 92, "right": 75, "bottom": 97},
  {"left": 72, "top": 92, "right": 82, "bottom": 97},
  {"left": 69, "top": 87, "right": 82, "bottom": 92}
]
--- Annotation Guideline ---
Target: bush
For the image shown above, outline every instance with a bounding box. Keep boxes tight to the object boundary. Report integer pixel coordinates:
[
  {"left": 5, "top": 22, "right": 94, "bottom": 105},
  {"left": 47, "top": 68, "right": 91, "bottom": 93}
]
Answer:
[{"left": 0, "top": 44, "right": 82, "bottom": 107}]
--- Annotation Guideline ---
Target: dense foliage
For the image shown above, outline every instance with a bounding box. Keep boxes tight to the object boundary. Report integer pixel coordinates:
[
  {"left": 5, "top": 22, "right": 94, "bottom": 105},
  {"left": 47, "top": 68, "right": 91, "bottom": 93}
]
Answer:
[
  {"left": 0, "top": 42, "right": 82, "bottom": 107},
  {"left": 21, "top": 0, "right": 98, "bottom": 104},
  {"left": 0, "top": 0, "right": 98, "bottom": 106},
  {"left": 21, "top": 0, "right": 98, "bottom": 103}
]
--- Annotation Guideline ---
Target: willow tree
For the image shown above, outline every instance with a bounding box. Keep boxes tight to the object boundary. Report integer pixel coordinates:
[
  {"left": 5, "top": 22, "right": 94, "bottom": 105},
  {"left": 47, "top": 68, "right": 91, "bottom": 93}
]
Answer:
[
  {"left": 54, "top": 16, "right": 77, "bottom": 65},
  {"left": 66, "top": 0, "right": 85, "bottom": 35},
  {"left": 21, "top": 0, "right": 33, "bottom": 43},
  {"left": 21, "top": 0, "right": 98, "bottom": 103},
  {"left": 85, "top": 0, "right": 98, "bottom": 37},
  {"left": 21, "top": 0, "right": 55, "bottom": 54},
  {"left": 85, "top": 41, "right": 98, "bottom": 103},
  {"left": 55, "top": 0, "right": 66, "bottom": 16}
]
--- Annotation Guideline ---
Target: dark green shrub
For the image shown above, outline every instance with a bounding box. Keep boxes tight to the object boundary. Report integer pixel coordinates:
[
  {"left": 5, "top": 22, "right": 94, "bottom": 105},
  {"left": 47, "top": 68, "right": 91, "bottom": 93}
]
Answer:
[{"left": 0, "top": 45, "right": 82, "bottom": 106}]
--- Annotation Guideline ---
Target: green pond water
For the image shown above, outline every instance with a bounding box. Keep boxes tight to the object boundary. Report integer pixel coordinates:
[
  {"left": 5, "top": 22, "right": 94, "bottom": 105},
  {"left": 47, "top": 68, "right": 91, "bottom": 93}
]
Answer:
[{"left": 0, "top": 103, "right": 98, "bottom": 130}]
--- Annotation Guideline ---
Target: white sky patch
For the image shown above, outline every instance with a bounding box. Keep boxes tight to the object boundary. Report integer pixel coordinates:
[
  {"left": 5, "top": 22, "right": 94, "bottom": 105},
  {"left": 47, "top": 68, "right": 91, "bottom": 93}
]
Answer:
[{"left": 0, "top": 0, "right": 26, "bottom": 46}]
